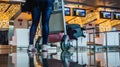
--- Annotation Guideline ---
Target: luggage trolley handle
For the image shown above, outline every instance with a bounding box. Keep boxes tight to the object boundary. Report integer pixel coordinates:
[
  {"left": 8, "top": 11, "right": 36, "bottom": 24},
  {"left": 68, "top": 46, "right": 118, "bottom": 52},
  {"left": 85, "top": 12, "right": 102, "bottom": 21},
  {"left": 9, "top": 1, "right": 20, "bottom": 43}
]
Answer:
[{"left": 61, "top": 0, "right": 67, "bottom": 35}]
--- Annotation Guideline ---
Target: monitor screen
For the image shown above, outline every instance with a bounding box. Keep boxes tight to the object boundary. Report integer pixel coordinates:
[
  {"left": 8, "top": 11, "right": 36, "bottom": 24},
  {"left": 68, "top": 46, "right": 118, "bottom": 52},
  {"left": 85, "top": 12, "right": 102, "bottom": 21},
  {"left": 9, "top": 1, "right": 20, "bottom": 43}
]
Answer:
[
  {"left": 73, "top": 8, "right": 86, "bottom": 17},
  {"left": 100, "top": 11, "right": 111, "bottom": 19},
  {"left": 113, "top": 12, "right": 120, "bottom": 20},
  {"left": 64, "top": 7, "right": 70, "bottom": 16}
]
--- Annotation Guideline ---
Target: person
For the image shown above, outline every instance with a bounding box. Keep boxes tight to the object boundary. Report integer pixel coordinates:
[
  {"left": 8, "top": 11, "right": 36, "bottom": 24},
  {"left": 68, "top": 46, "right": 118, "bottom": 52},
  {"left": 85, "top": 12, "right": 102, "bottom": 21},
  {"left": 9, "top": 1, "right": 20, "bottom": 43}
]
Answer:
[{"left": 27, "top": 0, "right": 55, "bottom": 52}]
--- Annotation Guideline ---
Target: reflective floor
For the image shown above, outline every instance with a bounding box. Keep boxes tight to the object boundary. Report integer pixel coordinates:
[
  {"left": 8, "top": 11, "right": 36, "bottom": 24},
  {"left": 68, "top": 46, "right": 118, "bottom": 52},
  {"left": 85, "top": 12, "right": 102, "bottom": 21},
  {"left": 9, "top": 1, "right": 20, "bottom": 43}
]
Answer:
[{"left": 0, "top": 47, "right": 120, "bottom": 67}]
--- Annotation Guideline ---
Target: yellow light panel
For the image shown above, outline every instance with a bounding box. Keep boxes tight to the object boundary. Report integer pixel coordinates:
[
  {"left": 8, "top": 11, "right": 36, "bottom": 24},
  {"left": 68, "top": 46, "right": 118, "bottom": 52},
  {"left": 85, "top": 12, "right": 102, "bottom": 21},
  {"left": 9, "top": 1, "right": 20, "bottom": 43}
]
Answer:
[{"left": 0, "top": 3, "right": 20, "bottom": 28}]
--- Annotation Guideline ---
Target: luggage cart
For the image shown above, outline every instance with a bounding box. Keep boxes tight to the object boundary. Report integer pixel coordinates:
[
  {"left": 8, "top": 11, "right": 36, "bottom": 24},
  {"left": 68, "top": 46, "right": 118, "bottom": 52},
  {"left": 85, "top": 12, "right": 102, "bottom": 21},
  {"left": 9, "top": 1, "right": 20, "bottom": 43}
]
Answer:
[
  {"left": 35, "top": 0, "right": 85, "bottom": 51},
  {"left": 35, "top": 0, "right": 68, "bottom": 51}
]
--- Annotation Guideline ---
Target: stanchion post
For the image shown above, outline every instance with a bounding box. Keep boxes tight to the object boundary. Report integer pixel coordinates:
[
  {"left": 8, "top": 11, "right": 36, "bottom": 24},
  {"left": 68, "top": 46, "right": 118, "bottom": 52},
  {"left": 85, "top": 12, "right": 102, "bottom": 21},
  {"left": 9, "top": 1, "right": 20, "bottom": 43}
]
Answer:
[
  {"left": 105, "top": 30, "right": 108, "bottom": 67},
  {"left": 93, "top": 27, "right": 96, "bottom": 67}
]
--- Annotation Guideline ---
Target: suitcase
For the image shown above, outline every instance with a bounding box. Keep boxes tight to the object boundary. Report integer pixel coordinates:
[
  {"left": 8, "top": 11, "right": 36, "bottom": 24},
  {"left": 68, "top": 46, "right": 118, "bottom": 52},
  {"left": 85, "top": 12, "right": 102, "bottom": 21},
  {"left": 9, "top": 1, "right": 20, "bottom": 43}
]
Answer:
[{"left": 67, "top": 24, "right": 85, "bottom": 39}]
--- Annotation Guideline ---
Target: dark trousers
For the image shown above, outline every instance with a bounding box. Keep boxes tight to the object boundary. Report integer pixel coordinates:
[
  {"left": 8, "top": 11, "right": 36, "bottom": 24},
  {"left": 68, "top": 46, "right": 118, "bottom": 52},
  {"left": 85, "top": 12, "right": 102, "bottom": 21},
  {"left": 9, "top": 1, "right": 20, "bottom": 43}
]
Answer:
[{"left": 29, "top": 0, "right": 53, "bottom": 44}]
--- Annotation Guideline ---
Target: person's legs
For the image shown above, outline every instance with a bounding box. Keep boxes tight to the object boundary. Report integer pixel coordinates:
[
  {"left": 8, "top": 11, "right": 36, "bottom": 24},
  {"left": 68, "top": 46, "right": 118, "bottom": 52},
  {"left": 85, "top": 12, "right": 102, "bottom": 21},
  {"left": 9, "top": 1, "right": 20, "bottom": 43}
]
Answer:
[
  {"left": 28, "top": 7, "right": 41, "bottom": 52},
  {"left": 41, "top": 2, "right": 53, "bottom": 44},
  {"left": 40, "top": 1, "right": 54, "bottom": 52}
]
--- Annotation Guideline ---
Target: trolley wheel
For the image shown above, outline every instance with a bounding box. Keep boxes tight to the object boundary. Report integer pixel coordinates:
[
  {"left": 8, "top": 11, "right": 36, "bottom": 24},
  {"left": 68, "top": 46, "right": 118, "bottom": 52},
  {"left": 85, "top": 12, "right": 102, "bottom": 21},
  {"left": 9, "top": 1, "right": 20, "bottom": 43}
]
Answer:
[
  {"left": 61, "top": 35, "right": 70, "bottom": 51},
  {"left": 61, "top": 51, "right": 72, "bottom": 61},
  {"left": 61, "top": 51, "right": 73, "bottom": 67}
]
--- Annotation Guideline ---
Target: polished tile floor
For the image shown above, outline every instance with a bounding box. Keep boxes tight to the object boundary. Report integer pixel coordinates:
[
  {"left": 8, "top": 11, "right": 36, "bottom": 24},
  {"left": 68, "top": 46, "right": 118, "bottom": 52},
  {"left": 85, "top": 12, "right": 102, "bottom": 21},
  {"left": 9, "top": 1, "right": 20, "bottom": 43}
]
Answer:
[{"left": 0, "top": 47, "right": 120, "bottom": 67}]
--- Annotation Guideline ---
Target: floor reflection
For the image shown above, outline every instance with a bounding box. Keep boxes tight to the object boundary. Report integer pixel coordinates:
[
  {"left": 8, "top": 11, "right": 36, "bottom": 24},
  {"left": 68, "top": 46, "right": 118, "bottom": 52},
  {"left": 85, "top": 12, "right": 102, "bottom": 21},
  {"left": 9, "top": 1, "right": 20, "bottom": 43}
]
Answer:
[
  {"left": 26, "top": 48, "right": 120, "bottom": 67},
  {"left": 0, "top": 49, "right": 16, "bottom": 67},
  {"left": 0, "top": 47, "right": 120, "bottom": 67}
]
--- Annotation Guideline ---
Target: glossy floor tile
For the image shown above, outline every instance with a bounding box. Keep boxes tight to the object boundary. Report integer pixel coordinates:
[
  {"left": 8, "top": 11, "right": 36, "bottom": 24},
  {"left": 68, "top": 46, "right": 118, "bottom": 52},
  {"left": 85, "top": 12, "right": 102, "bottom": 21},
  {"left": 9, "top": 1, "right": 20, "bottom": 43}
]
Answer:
[{"left": 0, "top": 47, "right": 120, "bottom": 67}]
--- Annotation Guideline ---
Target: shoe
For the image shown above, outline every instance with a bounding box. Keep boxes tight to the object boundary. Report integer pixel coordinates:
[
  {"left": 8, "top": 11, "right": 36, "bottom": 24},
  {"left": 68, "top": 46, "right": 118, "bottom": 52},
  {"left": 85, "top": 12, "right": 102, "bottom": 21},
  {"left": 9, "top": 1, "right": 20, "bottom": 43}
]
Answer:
[
  {"left": 42, "top": 52, "right": 48, "bottom": 59},
  {"left": 41, "top": 44, "right": 57, "bottom": 53},
  {"left": 28, "top": 52, "right": 35, "bottom": 58},
  {"left": 28, "top": 45, "right": 36, "bottom": 52}
]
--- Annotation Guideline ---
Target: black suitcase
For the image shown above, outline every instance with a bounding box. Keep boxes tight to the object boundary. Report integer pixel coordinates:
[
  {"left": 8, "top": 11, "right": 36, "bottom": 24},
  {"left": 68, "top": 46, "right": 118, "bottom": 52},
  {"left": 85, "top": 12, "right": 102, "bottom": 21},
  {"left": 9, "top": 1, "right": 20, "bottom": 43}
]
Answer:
[{"left": 67, "top": 24, "right": 85, "bottom": 39}]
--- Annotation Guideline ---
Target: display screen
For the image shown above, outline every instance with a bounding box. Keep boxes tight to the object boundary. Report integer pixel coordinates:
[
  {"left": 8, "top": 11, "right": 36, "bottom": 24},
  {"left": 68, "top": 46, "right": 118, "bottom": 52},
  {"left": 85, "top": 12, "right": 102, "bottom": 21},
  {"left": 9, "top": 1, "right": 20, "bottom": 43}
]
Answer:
[
  {"left": 73, "top": 8, "right": 86, "bottom": 17},
  {"left": 113, "top": 12, "right": 120, "bottom": 20},
  {"left": 100, "top": 11, "right": 111, "bottom": 19},
  {"left": 64, "top": 7, "right": 70, "bottom": 16}
]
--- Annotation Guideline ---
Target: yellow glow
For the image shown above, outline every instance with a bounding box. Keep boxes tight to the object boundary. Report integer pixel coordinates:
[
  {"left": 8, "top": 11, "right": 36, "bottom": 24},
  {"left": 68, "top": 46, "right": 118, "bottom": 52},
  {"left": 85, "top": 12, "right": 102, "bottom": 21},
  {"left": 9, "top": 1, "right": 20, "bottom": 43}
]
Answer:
[
  {"left": 99, "top": 20, "right": 112, "bottom": 32},
  {"left": 65, "top": 4, "right": 80, "bottom": 8},
  {"left": 0, "top": 20, "right": 9, "bottom": 28},
  {"left": 0, "top": 3, "right": 20, "bottom": 28},
  {"left": 111, "top": 20, "right": 120, "bottom": 26},
  {"left": 65, "top": 9, "right": 98, "bottom": 26},
  {"left": 17, "top": 12, "right": 32, "bottom": 20}
]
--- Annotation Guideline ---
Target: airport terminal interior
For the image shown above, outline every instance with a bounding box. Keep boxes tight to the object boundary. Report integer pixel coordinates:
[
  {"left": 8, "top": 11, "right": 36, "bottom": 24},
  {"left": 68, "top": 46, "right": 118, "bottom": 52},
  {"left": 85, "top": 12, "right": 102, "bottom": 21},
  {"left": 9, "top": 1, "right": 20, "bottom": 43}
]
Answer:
[{"left": 0, "top": 0, "right": 120, "bottom": 67}]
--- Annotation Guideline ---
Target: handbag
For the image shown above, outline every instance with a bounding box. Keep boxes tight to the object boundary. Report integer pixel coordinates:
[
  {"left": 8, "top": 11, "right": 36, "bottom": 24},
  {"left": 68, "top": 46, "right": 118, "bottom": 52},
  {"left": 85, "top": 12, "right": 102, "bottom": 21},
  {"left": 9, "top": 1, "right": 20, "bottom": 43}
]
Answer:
[{"left": 21, "top": 0, "right": 33, "bottom": 12}]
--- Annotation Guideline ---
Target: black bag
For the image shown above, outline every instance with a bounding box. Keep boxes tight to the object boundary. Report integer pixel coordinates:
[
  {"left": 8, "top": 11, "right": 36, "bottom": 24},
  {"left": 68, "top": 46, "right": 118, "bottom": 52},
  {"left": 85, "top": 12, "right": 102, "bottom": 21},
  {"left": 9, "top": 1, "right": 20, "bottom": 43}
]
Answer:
[
  {"left": 67, "top": 24, "right": 85, "bottom": 39},
  {"left": 21, "top": 0, "right": 33, "bottom": 12}
]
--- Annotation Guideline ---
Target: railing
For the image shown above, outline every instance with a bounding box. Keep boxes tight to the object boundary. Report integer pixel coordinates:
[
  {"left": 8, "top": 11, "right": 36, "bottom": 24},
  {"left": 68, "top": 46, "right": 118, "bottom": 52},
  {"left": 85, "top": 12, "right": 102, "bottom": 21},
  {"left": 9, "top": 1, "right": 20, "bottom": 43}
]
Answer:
[{"left": 85, "top": 27, "right": 120, "bottom": 67}]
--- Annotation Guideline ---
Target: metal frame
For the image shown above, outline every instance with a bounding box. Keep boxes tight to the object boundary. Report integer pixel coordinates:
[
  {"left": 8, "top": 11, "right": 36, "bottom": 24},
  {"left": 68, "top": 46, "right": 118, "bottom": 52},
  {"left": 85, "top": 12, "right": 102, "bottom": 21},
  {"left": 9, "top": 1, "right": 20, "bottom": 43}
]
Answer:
[{"left": 61, "top": 0, "right": 67, "bottom": 35}]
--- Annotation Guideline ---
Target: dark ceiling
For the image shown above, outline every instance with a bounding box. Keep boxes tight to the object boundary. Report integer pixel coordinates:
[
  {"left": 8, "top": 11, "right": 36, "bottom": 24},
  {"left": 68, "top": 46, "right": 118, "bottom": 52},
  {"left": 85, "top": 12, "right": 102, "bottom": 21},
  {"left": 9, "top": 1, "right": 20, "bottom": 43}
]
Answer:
[
  {"left": 1, "top": 0, "right": 120, "bottom": 9},
  {"left": 65, "top": 0, "right": 120, "bottom": 9}
]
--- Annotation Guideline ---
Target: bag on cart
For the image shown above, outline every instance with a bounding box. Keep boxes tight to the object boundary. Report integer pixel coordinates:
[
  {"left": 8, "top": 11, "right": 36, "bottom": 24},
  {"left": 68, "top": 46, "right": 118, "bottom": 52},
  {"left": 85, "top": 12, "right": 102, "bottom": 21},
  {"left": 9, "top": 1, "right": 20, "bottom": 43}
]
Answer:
[{"left": 66, "top": 24, "right": 85, "bottom": 39}]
